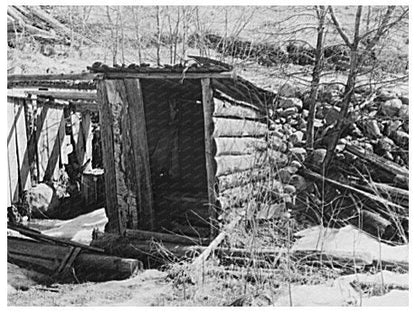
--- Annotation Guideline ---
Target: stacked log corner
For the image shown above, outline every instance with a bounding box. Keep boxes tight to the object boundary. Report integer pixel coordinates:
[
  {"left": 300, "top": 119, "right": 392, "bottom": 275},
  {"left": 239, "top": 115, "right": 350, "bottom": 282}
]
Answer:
[{"left": 97, "top": 78, "right": 154, "bottom": 234}]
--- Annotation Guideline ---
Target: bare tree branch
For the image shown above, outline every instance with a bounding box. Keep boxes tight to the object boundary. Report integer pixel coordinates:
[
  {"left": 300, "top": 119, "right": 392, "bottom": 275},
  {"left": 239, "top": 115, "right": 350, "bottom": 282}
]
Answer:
[{"left": 328, "top": 6, "right": 352, "bottom": 49}]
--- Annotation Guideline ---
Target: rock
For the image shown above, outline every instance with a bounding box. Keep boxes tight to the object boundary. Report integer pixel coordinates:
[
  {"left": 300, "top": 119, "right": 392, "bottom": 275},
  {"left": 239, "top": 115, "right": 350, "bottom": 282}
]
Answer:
[
  {"left": 289, "top": 147, "right": 307, "bottom": 162},
  {"left": 24, "top": 183, "right": 61, "bottom": 218},
  {"left": 375, "top": 137, "right": 395, "bottom": 154},
  {"left": 270, "top": 150, "right": 289, "bottom": 168},
  {"left": 376, "top": 88, "right": 398, "bottom": 101},
  {"left": 363, "top": 119, "right": 382, "bottom": 139},
  {"left": 325, "top": 107, "right": 341, "bottom": 125},
  {"left": 281, "top": 107, "right": 298, "bottom": 117},
  {"left": 278, "top": 168, "right": 293, "bottom": 184},
  {"left": 290, "top": 160, "right": 302, "bottom": 169},
  {"left": 278, "top": 83, "right": 300, "bottom": 98},
  {"left": 391, "top": 130, "right": 409, "bottom": 148},
  {"left": 380, "top": 98, "right": 402, "bottom": 117},
  {"left": 383, "top": 119, "right": 402, "bottom": 137},
  {"left": 280, "top": 97, "right": 303, "bottom": 111},
  {"left": 283, "top": 184, "right": 297, "bottom": 194},
  {"left": 398, "top": 104, "right": 408, "bottom": 120},
  {"left": 289, "top": 174, "right": 307, "bottom": 192},
  {"left": 289, "top": 131, "right": 304, "bottom": 145},
  {"left": 310, "top": 148, "right": 327, "bottom": 165},
  {"left": 399, "top": 94, "right": 409, "bottom": 105}
]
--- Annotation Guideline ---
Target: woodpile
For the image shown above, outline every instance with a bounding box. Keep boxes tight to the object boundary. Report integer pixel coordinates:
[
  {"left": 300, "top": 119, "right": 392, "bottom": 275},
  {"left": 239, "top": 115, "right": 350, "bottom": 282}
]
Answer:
[{"left": 7, "top": 5, "right": 92, "bottom": 46}]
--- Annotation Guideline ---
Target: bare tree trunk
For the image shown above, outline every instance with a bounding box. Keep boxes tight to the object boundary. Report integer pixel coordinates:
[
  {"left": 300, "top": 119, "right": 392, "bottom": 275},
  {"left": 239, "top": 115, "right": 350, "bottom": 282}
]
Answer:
[
  {"left": 156, "top": 6, "right": 161, "bottom": 66},
  {"left": 323, "top": 6, "right": 362, "bottom": 170},
  {"left": 106, "top": 6, "right": 117, "bottom": 66},
  {"left": 173, "top": 8, "right": 180, "bottom": 64},
  {"left": 118, "top": 6, "right": 125, "bottom": 65},
  {"left": 182, "top": 6, "right": 187, "bottom": 61},
  {"left": 133, "top": 7, "right": 142, "bottom": 64},
  {"left": 306, "top": 6, "right": 326, "bottom": 149}
]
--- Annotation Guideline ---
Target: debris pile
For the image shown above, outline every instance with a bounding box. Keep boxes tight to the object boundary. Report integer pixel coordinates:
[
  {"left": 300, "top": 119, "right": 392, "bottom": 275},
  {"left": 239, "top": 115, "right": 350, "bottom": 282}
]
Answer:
[{"left": 265, "top": 81, "right": 408, "bottom": 243}]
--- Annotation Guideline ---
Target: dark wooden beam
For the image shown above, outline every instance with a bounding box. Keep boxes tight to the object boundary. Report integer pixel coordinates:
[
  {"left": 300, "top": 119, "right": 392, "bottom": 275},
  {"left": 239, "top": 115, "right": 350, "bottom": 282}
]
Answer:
[
  {"left": 104, "top": 72, "right": 233, "bottom": 80},
  {"left": 25, "top": 90, "right": 97, "bottom": 101},
  {"left": 201, "top": 78, "right": 218, "bottom": 240},
  {"left": 96, "top": 80, "right": 124, "bottom": 234}
]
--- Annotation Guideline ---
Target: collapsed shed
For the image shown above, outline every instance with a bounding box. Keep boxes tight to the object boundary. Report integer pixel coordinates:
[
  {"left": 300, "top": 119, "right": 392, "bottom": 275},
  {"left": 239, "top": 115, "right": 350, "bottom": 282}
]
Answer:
[{"left": 7, "top": 61, "right": 277, "bottom": 245}]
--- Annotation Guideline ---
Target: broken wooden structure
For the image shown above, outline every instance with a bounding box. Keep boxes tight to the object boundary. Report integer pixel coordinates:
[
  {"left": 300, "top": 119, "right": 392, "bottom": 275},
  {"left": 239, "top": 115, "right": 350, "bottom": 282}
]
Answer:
[{"left": 7, "top": 62, "right": 277, "bottom": 255}]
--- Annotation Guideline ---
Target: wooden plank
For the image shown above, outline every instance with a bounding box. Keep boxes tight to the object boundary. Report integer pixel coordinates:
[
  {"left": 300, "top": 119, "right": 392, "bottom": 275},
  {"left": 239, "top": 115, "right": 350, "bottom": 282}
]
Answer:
[
  {"left": 39, "top": 106, "right": 65, "bottom": 181},
  {"left": 213, "top": 117, "right": 268, "bottom": 137},
  {"left": 103, "top": 71, "right": 233, "bottom": 80},
  {"left": 214, "top": 137, "right": 267, "bottom": 156},
  {"left": 215, "top": 154, "right": 265, "bottom": 177},
  {"left": 96, "top": 80, "right": 124, "bottom": 234},
  {"left": 125, "top": 229, "right": 210, "bottom": 246},
  {"left": 25, "top": 90, "right": 97, "bottom": 101},
  {"left": 191, "top": 216, "right": 241, "bottom": 285},
  {"left": 114, "top": 80, "right": 140, "bottom": 229},
  {"left": 213, "top": 95, "right": 264, "bottom": 120},
  {"left": 201, "top": 78, "right": 218, "bottom": 240},
  {"left": 7, "top": 99, "right": 19, "bottom": 203},
  {"left": 8, "top": 73, "right": 98, "bottom": 83},
  {"left": 124, "top": 79, "right": 154, "bottom": 231},
  {"left": 303, "top": 169, "right": 407, "bottom": 211},
  {"left": 15, "top": 98, "right": 32, "bottom": 192},
  {"left": 345, "top": 143, "right": 408, "bottom": 177},
  {"left": 218, "top": 167, "right": 269, "bottom": 190},
  {"left": 70, "top": 112, "right": 84, "bottom": 166},
  {"left": 81, "top": 112, "right": 93, "bottom": 169}
]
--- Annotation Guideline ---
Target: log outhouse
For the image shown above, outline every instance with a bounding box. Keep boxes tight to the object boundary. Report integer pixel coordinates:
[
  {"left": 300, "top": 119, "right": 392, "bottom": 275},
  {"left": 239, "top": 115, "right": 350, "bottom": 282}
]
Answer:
[{"left": 93, "top": 62, "right": 276, "bottom": 240}]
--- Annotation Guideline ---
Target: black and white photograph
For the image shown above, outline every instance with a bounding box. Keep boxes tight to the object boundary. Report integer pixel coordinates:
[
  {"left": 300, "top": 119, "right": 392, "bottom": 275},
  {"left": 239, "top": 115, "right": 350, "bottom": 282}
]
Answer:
[{"left": 5, "top": 1, "right": 411, "bottom": 307}]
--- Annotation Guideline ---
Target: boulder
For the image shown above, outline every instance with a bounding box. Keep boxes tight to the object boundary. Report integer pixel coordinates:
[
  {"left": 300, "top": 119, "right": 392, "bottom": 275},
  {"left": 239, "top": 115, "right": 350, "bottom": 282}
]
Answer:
[
  {"left": 325, "top": 107, "right": 341, "bottom": 125},
  {"left": 283, "top": 184, "right": 297, "bottom": 194},
  {"left": 289, "top": 131, "right": 304, "bottom": 145},
  {"left": 391, "top": 130, "right": 409, "bottom": 148},
  {"left": 289, "top": 174, "right": 307, "bottom": 192},
  {"left": 24, "top": 183, "right": 61, "bottom": 218},
  {"left": 398, "top": 104, "right": 408, "bottom": 120},
  {"left": 310, "top": 148, "right": 327, "bottom": 165},
  {"left": 281, "top": 107, "right": 298, "bottom": 117},
  {"left": 380, "top": 98, "right": 403, "bottom": 117},
  {"left": 280, "top": 97, "right": 303, "bottom": 111},
  {"left": 278, "top": 83, "right": 300, "bottom": 98},
  {"left": 376, "top": 88, "right": 398, "bottom": 101},
  {"left": 289, "top": 147, "right": 307, "bottom": 162},
  {"left": 363, "top": 119, "right": 382, "bottom": 139}
]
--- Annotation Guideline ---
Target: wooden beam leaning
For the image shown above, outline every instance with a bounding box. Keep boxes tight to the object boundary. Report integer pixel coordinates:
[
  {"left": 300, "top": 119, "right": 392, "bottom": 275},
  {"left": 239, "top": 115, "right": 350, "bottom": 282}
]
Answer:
[
  {"left": 96, "top": 79, "right": 124, "bottom": 234},
  {"left": 123, "top": 79, "right": 154, "bottom": 231},
  {"left": 201, "top": 78, "right": 218, "bottom": 240}
]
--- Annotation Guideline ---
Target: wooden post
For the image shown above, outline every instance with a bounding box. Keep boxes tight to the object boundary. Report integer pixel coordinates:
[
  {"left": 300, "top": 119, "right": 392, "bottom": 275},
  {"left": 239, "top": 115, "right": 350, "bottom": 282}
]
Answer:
[
  {"left": 96, "top": 79, "right": 124, "bottom": 234},
  {"left": 15, "top": 98, "right": 32, "bottom": 192},
  {"left": 123, "top": 79, "right": 154, "bottom": 230},
  {"left": 81, "top": 112, "right": 93, "bottom": 170},
  {"left": 7, "top": 98, "right": 19, "bottom": 203},
  {"left": 201, "top": 78, "right": 218, "bottom": 240}
]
